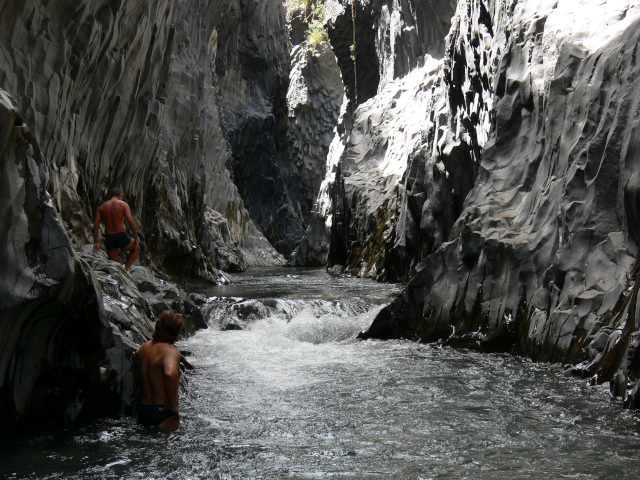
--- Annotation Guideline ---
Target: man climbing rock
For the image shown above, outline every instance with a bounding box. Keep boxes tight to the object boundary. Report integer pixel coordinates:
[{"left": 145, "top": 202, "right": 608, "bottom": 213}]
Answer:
[
  {"left": 134, "top": 310, "right": 183, "bottom": 430},
  {"left": 93, "top": 187, "right": 141, "bottom": 271}
]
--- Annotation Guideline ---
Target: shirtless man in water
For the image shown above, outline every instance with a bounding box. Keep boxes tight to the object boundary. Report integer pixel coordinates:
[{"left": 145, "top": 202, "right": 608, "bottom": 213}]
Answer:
[
  {"left": 93, "top": 187, "right": 140, "bottom": 271},
  {"left": 134, "top": 310, "right": 183, "bottom": 429}
]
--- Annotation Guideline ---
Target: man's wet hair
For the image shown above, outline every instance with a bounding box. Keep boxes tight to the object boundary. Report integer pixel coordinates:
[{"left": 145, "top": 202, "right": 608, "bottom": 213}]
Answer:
[
  {"left": 109, "top": 187, "right": 123, "bottom": 198},
  {"left": 153, "top": 310, "right": 184, "bottom": 344}
]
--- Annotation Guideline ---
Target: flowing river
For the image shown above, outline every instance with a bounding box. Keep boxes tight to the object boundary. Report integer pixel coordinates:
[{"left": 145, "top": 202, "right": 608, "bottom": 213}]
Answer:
[{"left": 2, "top": 268, "right": 639, "bottom": 479}]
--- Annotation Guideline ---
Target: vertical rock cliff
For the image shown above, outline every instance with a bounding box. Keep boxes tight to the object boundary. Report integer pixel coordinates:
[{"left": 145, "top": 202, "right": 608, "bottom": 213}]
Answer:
[
  {"left": 285, "top": 0, "right": 640, "bottom": 408},
  {"left": 0, "top": 0, "right": 289, "bottom": 430},
  {"left": 1, "top": 90, "right": 114, "bottom": 429},
  {"left": 293, "top": 0, "right": 459, "bottom": 276},
  {"left": 0, "top": 0, "right": 284, "bottom": 279},
  {"left": 349, "top": 0, "right": 640, "bottom": 408}
]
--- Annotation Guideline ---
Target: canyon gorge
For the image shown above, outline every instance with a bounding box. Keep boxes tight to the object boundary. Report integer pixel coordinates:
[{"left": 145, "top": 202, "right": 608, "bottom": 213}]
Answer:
[{"left": 2, "top": 0, "right": 640, "bottom": 434}]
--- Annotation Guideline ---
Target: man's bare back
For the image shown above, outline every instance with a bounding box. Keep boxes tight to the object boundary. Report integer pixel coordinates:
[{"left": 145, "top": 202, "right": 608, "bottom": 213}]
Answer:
[
  {"left": 135, "top": 339, "right": 181, "bottom": 429},
  {"left": 93, "top": 188, "right": 140, "bottom": 270}
]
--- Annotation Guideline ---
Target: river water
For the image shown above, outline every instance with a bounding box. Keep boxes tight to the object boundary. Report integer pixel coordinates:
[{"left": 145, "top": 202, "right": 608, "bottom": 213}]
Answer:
[{"left": 2, "top": 268, "right": 639, "bottom": 479}]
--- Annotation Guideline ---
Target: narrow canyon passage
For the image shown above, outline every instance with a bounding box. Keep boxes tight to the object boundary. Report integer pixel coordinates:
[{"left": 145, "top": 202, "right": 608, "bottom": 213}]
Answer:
[{"left": 1, "top": 269, "right": 639, "bottom": 479}]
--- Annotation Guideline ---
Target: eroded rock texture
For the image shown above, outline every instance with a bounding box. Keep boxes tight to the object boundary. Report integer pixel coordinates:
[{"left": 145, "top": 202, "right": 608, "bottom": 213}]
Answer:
[
  {"left": 0, "top": 0, "right": 283, "bottom": 280},
  {"left": 359, "top": 0, "right": 640, "bottom": 408},
  {"left": 287, "top": 43, "right": 344, "bottom": 229},
  {"left": 297, "top": 0, "right": 458, "bottom": 277},
  {"left": 0, "top": 91, "right": 209, "bottom": 430},
  {"left": 0, "top": 0, "right": 289, "bottom": 430},
  {"left": 214, "top": 0, "right": 308, "bottom": 256},
  {"left": 0, "top": 91, "right": 113, "bottom": 430}
]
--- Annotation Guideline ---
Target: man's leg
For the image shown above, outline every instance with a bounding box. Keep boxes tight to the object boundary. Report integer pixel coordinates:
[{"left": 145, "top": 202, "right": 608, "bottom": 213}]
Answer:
[
  {"left": 123, "top": 239, "right": 141, "bottom": 271},
  {"left": 106, "top": 248, "right": 120, "bottom": 262},
  {"left": 159, "top": 414, "right": 180, "bottom": 431}
]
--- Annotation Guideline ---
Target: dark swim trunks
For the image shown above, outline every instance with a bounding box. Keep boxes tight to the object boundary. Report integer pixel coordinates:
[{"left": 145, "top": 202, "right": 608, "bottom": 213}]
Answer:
[
  {"left": 105, "top": 231, "right": 131, "bottom": 250},
  {"left": 137, "top": 404, "right": 177, "bottom": 426}
]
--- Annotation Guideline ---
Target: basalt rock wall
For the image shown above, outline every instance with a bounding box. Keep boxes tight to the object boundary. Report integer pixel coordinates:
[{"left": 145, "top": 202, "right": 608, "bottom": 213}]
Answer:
[
  {"left": 359, "top": 0, "right": 640, "bottom": 407},
  {"left": 0, "top": 0, "right": 291, "bottom": 431},
  {"left": 215, "top": 0, "right": 309, "bottom": 256},
  {"left": 293, "top": 0, "right": 459, "bottom": 275},
  {"left": 0, "top": 91, "right": 114, "bottom": 430},
  {"left": 0, "top": 0, "right": 284, "bottom": 280}
]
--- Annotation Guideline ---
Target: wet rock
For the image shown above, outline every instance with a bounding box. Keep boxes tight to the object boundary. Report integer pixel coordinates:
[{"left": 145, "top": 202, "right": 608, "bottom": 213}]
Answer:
[
  {"left": 223, "top": 323, "right": 244, "bottom": 331},
  {"left": 203, "top": 297, "right": 271, "bottom": 331},
  {"left": 76, "top": 247, "right": 209, "bottom": 411},
  {"left": 0, "top": 90, "right": 114, "bottom": 431},
  {"left": 232, "top": 300, "right": 270, "bottom": 321}
]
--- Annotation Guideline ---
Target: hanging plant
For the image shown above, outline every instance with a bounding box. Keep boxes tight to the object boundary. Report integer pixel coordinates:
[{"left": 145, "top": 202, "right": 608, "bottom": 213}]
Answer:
[{"left": 283, "top": 0, "right": 329, "bottom": 48}]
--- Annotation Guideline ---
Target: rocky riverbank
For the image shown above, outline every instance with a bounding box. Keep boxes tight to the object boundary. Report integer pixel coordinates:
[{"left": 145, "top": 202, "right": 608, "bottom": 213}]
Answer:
[{"left": 338, "top": 0, "right": 640, "bottom": 409}]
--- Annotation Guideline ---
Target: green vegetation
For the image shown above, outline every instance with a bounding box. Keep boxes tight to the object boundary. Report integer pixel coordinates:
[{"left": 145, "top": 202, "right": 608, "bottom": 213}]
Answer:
[{"left": 283, "top": 0, "right": 328, "bottom": 48}]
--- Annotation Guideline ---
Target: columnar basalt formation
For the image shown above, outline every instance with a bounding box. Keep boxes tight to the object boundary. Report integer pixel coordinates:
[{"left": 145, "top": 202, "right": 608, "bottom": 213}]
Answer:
[
  {"left": 287, "top": 43, "right": 344, "bottom": 228},
  {"left": 214, "top": 0, "right": 308, "bottom": 256},
  {"left": 297, "top": 0, "right": 458, "bottom": 277},
  {"left": 359, "top": 0, "right": 640, "bottom": 408},
  {"left": 4, "top": 0, "right": 640, "bottom": 430},
  {"left": 0, "top": 0, "right": 287, "bottom": 430},
  {"left": 0, "top": 0, "right": 283, "bottom": 280}
]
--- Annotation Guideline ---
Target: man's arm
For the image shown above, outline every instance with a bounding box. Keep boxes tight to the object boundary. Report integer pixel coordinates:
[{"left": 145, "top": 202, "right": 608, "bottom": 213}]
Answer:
[
  {"left": 93, "top": 209, "right": 102, "bottom": 253},
  {"left": 162, "top": 348, "right": 181, "bottom": 415},
  {"left": 123, "top": 203, "right": 139, "bottom": 242}
]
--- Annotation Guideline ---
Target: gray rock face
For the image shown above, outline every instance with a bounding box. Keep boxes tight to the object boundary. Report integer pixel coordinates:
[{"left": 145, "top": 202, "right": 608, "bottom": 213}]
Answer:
[
  {"left": 0, "top": 87, "right": 211, "bottom": 429},
  {"left": 214, "top": 0, "right": 307, "bottom": 256},
  {"left": 0, "top": 0, "right": 283, "bottom": 280},
  {"left": 0, "top": 0, "right": 288, "bottom": 430},
  {"left": 324, "top": 0, "right": 457, "bottom": 106},
  {"left": 360, "top": 0, "right": 640, "bottom": 407},
  {"left": 288, "top": 40, "right": 345, "bottom": 267},
  {"left": 372, "top": 0, "right": 458, "bottom": 84},
  {"left": 79, "top": 247, "right": 207, "bottom": 413},
  {"left": 287, "top": 44, "right": 344, "bottom": 226},
  {"left": 0, "top": 91, "right": 113, "bottom": 430},
  {"left": 295, "top": 0, "right": 458, "bottom": 275}
]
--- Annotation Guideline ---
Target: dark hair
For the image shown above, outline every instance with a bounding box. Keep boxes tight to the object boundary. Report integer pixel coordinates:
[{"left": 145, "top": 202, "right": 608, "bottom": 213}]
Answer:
[
  {"left": 152, "top": 310, "right": 183, "bottom": 343},
  {"left": 109, "top": 187, "right": 123, "bottom": 198}
]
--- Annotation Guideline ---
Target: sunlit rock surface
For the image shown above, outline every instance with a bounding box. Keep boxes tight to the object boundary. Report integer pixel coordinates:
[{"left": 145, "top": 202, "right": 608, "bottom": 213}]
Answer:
[
  {"left": 4, "top": 0, "right": 640, "bottom": 431},
  {"left": 360, "top": 0, "right": 640, "bottom": 408},
  {"left": 287, "top": 43, "right": 344, "bottom": 228},
  {"left": 295, "top": 0, "right": 458, "bottom": 272}
]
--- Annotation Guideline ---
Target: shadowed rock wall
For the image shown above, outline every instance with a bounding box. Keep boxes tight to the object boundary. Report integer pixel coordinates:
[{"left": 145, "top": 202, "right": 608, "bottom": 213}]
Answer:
[
  {"left": 0, "top": 0, "right": 290, "bottom": 431},
  {"left": 0, "top": 0, "right": 283, "bottom": 280},
  {"left": 0, "top": 91, "right": 114, "bottom": 430},
  {"left": 214, "top": 0, "right": 307, "bottom": 256}
]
